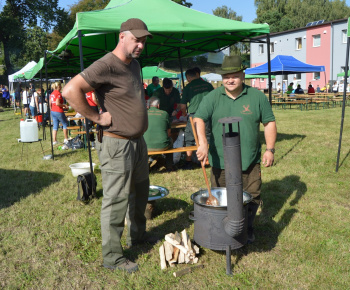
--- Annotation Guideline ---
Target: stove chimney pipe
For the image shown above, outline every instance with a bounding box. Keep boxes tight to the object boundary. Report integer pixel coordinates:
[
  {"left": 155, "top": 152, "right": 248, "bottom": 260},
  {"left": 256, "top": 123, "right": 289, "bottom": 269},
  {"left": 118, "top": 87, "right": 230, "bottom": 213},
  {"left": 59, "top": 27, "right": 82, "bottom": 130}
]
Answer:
[{"left": 219, "top": 117, "right": 245, "bottom": 238}]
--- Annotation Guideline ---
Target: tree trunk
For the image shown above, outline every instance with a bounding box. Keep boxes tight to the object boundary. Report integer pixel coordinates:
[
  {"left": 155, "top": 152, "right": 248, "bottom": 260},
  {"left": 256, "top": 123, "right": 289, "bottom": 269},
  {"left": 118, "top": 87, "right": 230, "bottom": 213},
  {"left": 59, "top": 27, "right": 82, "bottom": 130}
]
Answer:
[{"left": 2, "top": 40, "right": 14, "bottom": 76}]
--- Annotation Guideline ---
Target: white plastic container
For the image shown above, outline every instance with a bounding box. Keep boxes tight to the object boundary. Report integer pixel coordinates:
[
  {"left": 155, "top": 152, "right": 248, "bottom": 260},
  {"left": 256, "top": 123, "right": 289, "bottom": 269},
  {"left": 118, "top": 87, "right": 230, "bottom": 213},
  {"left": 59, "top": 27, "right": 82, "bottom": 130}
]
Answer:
[
  {"left": 69, "top": 162, "right": 96, "bottom": 177},
  {"left": 20, "top": 119, "right": 39, "bottom": 142}
]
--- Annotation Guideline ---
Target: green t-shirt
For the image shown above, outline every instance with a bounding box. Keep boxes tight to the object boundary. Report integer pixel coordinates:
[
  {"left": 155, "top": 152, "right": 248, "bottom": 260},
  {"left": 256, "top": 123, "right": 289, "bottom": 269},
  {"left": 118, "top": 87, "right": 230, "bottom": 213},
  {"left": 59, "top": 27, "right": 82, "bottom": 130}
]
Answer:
[
  {"left": 180, "top": 78, "right": 214, "bottom": 114},
  {"left": 146, "top": 83, "right": 160, "bottom": 97},
  {"left": 153, "top": 87, "right": 181, "bottom": 116},
  {"left": 143, "top": 107, "right": 171, "bottom": 150},
  {"left": 195, "top": 84, "right": 275, "bottom": 171}
]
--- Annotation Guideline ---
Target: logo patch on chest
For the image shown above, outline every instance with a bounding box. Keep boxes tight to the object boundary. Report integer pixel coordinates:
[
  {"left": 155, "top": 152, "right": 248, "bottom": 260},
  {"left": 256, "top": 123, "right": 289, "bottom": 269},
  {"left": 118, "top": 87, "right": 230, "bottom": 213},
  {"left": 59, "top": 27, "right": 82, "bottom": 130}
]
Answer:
[{"left": 241, "top": 104, "right": 252, "bottom": 115}]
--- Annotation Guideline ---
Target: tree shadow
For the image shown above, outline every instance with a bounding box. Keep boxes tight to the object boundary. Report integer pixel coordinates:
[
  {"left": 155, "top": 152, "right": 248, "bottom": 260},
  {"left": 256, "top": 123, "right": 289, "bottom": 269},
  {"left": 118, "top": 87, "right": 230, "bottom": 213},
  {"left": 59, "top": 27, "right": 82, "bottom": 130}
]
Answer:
[
  {"left": 338, "top": 148, "right": 350, "bottom": 169},
  {"left": 0, "top": 169, "right": 63, "bottom": 210}
]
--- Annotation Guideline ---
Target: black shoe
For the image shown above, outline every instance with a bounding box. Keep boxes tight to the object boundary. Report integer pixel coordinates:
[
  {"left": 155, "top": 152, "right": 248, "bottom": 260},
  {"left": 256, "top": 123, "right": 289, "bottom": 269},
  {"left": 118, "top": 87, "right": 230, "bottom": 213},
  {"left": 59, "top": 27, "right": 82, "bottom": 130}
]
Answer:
[{"left": 103, "top": 259, "right": 138, "bottom": 273}]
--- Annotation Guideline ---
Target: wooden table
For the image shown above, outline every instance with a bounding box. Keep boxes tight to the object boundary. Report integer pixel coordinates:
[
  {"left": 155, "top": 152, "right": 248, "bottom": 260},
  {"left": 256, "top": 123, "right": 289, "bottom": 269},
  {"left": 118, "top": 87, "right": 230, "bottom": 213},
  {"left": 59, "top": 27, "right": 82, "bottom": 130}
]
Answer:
[{"left": 65, "top": 112, "right": 77, "bottom": 116}]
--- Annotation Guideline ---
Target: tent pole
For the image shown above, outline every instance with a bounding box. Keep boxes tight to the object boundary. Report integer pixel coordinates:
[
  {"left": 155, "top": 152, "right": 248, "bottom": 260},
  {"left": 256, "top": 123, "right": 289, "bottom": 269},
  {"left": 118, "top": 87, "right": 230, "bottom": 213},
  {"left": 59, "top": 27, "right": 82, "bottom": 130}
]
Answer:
[
  {"left": 177, "top": 48, "right": 185, "bottom": 91},
  {"left": 266, "top": 33, "right": 272, "bottom": 105},
  {"left": 45, "top": 50, "right": 54, "bottom": 160},
  {"left": 78, "top": 30, "right": 95, "bottom": 194},
  {"left": 335, "top": 34, "right": 350, "bottom": 172},
  {"left": 39, "top": 69, "right": 45, "bottom": 140}
]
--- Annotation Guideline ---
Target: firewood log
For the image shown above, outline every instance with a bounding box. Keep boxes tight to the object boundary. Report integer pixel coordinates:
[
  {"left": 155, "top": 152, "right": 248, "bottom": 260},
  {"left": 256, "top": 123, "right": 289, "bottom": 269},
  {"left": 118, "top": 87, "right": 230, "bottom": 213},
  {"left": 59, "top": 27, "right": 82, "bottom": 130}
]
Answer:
[
  {"left": 159, "top": 244, "right": 167, "bottom": 270},
  {"left": 163, "top": 241, "right": 174, "bottom": 261}
]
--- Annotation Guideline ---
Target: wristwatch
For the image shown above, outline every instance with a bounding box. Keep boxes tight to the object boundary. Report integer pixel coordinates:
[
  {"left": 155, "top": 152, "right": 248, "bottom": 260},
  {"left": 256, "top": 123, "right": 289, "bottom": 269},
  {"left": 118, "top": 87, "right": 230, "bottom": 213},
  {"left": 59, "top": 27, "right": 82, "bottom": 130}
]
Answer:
[{"left": 266, "top": 148, "right": 275, "bottom": 154}]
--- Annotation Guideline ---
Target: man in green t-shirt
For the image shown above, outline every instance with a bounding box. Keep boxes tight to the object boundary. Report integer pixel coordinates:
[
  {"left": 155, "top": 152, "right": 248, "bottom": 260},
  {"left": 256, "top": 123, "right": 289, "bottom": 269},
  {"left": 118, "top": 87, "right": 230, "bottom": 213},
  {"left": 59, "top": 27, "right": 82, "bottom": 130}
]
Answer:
[
  {"left": 180, "top": 68, "right": 214, "bottom": 169},
  {"left": 153, "top": 78, "right": 181, "bottom": 117},
  {"left": 194, "top": 56, "right": 277, "bottom": 244},
  {"left": 144, "top": 97, "right": 173, "bottom": 171},
  {"left": 146, "top": 76, "right": 160, "bottom": 97}
]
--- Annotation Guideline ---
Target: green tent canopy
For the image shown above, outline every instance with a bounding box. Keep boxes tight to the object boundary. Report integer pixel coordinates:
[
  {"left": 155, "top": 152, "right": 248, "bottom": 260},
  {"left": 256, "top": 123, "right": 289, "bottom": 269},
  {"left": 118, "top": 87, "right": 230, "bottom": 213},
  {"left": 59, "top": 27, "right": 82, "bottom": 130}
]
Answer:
[
  {"left": 245, "top": 74, "right": 275, "bottom": 79},
  {"left": 18, "top": 0, "right": 270, "bottom": 80},
  {"left": 337, "top": 71, "right": 350, "bottom": 77},
  {"left": 142, "top": 66, "right": 177, "bottom": 79}
]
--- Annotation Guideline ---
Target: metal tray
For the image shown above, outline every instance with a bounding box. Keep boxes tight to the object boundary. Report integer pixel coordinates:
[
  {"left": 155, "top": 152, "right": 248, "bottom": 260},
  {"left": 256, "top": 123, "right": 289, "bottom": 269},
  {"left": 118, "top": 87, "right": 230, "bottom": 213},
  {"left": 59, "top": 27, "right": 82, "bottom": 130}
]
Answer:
[{"left": 148, "top": 185, "right": 170, "bottom": 201}]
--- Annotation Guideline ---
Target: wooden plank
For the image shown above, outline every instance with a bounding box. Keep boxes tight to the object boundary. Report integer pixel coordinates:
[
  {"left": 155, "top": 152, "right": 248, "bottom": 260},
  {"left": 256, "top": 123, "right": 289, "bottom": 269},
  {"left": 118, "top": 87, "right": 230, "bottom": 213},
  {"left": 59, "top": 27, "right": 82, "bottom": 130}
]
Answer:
[
  {"left": 159, "top": 244, "right": 167, "bottom": 270},
  {"left": 164, "top": 241, "right": 174, "bottom": 262}
]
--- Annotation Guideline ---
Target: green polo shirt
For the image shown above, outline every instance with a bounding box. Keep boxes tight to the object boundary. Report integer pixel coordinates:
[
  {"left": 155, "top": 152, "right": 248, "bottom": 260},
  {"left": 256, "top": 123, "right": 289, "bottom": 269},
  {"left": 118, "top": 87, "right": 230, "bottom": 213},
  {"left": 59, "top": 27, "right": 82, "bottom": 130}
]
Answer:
[
  {"left": 195, "top": 84, "right": 275, "bottom": 171},
  {"left": 146, "top": 83, "right": 160, "bottom": 97},
  {"left": 180, "top": 78, "right": 214, "bottom": 114},
  {"left": 153, "top": 87, "right": 181, "bottom": 116},
  {"left": 143, "top": 107, "right": 171, "bottom": 150}
]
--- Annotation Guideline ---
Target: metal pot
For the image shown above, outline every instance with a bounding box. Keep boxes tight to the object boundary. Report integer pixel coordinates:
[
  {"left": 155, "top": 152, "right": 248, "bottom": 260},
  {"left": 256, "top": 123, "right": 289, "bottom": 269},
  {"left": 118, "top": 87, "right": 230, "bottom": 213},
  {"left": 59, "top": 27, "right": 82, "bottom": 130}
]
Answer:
[{"left": 190, "top": 188, "right": 252, "bottom": 251}]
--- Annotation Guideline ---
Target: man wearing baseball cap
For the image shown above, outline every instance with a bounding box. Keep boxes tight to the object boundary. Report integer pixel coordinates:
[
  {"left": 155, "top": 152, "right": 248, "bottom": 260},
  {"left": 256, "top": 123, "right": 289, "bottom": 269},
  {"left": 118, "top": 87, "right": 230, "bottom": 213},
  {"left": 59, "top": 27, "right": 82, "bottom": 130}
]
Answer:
[
  {"left": 194, "top": 55, "right": 277, "bottom": 244},
  {"left": 63, "top": 18, "right": 155, "bottom": 273}
]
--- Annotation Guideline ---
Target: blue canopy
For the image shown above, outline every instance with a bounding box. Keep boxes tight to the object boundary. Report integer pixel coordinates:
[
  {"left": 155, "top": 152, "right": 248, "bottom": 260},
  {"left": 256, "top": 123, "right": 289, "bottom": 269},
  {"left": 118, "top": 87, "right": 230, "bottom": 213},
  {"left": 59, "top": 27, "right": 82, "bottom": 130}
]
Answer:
[{"left": 245, "top": 55, "right": 325, "bottom": 75}]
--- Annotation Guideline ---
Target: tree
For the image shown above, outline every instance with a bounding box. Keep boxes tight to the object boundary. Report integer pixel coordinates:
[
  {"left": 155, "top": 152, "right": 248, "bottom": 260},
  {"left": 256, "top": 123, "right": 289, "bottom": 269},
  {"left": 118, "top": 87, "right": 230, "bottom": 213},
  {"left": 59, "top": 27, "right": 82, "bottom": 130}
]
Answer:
[
  {"left": 172, "top": 0, "right": 192, "bottom": 8},
  {"left": 0, "top": 0, "right": 63, "bottom": 77},
  {"left": 254, "top": 0, "right": 350, "bottom": 33}
]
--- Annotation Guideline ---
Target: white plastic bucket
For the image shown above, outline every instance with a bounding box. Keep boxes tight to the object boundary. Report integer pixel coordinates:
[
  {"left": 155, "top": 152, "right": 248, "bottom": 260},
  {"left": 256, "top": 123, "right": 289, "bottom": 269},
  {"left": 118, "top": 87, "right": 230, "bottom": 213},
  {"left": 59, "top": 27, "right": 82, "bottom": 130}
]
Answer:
[
  {"left": 20, "top": 119, "right": 39, "bottom": 142},
  {"left": 69, "top": 162, "right": 96, "bottom": 177},
  {"left": 39, "top": 103, "right": 48, "bottom": 113}
]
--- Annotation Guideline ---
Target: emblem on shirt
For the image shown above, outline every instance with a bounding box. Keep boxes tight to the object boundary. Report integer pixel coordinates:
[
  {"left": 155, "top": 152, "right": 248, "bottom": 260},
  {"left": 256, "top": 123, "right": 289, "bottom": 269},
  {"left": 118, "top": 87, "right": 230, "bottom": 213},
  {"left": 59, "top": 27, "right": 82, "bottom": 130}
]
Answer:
[{"left": 241, "top": 104, "right": 252, "bottom": 115}]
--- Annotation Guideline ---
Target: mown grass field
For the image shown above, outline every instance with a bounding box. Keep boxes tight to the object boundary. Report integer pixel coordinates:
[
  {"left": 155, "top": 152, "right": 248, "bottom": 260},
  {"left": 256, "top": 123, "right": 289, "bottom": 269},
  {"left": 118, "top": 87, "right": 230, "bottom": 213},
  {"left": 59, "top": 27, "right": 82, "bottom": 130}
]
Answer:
[{"left": 0, "top": 105, "right": 349, "bottom": 289}]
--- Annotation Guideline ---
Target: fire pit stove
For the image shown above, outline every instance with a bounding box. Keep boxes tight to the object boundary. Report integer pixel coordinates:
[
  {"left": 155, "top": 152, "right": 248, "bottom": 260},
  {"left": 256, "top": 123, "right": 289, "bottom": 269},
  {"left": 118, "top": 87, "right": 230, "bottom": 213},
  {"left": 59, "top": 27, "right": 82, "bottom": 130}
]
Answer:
[{"left": 190, "top": 117, "right": 251, "bottom": 275}]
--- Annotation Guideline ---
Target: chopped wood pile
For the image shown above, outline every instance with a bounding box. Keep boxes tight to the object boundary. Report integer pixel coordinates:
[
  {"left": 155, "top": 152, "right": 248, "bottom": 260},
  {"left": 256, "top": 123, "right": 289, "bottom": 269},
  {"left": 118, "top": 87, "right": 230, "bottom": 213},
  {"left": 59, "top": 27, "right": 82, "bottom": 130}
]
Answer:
[{"left": 159, "top": 229, "right": 199, "bottom": 270}]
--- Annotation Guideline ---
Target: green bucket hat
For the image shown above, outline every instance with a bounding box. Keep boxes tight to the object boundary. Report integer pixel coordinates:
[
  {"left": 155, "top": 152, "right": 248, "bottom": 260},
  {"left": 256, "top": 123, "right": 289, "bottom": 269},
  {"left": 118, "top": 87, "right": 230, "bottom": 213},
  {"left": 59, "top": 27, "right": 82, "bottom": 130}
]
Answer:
[{"left": 216, "top": 55, "right": 247, "bottom": 75}]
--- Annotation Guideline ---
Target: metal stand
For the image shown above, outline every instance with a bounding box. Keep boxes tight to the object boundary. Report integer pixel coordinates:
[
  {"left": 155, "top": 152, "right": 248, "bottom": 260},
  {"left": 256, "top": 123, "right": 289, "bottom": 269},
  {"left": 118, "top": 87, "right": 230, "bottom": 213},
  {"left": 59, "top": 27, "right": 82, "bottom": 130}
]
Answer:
[
  {"left": 226, "top": 245, "right": 232, "bottom": 275},
  {"left": 20, "top": 139, "right": 45, "bottom": 164}
]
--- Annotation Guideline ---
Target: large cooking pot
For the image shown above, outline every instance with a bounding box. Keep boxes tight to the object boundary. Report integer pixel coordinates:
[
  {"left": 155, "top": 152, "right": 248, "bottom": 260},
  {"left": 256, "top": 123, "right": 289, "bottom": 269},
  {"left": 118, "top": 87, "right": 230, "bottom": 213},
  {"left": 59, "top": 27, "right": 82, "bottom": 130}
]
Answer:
[{"left": 190, "top": 188, "right": 252, "bottom": 251}]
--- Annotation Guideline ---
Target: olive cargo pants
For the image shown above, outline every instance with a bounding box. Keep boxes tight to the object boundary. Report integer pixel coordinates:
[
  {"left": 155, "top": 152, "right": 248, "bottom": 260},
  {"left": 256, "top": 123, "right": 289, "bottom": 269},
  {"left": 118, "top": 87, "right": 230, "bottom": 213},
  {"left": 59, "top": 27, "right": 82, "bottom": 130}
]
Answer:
[{"left": 96, "top": 136, "right": 149, "bottom": 267}]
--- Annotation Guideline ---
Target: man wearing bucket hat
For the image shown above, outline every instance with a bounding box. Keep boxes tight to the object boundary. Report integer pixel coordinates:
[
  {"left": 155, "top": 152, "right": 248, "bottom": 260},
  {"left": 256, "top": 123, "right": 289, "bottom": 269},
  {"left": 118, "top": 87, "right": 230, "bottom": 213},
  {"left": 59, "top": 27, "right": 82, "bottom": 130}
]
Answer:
[
  {"left": 194, "top": 55, "right": 277, "bottom": 243},
  {"left": 63, "top": 18, "right": 155, "bottom": 273}
]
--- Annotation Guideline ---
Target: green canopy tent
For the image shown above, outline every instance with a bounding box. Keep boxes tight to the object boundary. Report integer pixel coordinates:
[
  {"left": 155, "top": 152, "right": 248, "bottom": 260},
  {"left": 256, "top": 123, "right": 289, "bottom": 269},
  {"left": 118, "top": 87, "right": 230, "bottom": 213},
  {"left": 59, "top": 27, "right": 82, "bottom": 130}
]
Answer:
[
  {"left": 142, "top": 66, "right": 177, "bottom": 79},
  {"left": 337, "top": 70, "right": 350, "bottom": 77}
]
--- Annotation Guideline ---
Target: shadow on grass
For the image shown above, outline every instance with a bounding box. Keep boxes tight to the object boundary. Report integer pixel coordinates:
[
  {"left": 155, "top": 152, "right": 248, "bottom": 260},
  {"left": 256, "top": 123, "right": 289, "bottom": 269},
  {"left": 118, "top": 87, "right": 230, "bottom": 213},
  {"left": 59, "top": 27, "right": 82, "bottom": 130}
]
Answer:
[
  {"left": 123, "top": 197, "right": 192, "bottom": 261},
  {"left": 338, "top": 148, "right": 350, "bottom": 169},
  {"left": 231, "top": 174, "right": 307, "bottom": 267},
  {"left": 0, "top": 168, "right": 63, "bottom": 210},
  {"left": 260, "top": 131, "right": 306, "bottom": 166}
]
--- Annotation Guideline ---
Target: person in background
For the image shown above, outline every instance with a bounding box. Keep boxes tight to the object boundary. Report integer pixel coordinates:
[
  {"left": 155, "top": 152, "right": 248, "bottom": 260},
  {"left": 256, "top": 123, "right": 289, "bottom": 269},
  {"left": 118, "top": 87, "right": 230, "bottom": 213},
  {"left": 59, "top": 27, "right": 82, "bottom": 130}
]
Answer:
[
  {"left": 194, "top": 55, "right": 277, "bottom": 244},
  {"left": 50, "top": 81, "right": 69, "bottom": 145},
  {"left": 294, "top": 84, "right": 304, "bottom": 94},
  {"left": 144, "top": 97, "right": 174, "bottom": 171},
  {"left": 15, "top": 84, "right": 22, "bottom": 111},
  {"left": 29, "top": 88, "right": 39, "bottom": 117},
  {"left": 63, "top": 18, "right": 155, "bottom": 273},
  {"left": 22, "top": 87, "right": 30, "bottom": 118},
  {"left": 286, "top": 82, "right": 294, "bottom": 94},
  {"left": 316, "top": 85, "right": 321, "bottom": 93},
  {"left": 180, "top": 68, "right": 213, "bottom": 170},
  {"left": 86, "top": 90, "right": 99, "bottom": 149},
  {"left": 332, "top": 81, "right": 338, "bottom": 94},
  {"left": 153, "top": 77, "right": 181, "bottom": 118},
  {"left": 307, "top": 84, "right": 315, "bottom": 94},
  {"left": 277, "top": 82, "right": 281, "bottom": 93},
  {"left": 146, "top": 76, "right": 160, "bottom": 98},
  {"left": 1, "top": 85, "right": 10, "bottom": 108}
]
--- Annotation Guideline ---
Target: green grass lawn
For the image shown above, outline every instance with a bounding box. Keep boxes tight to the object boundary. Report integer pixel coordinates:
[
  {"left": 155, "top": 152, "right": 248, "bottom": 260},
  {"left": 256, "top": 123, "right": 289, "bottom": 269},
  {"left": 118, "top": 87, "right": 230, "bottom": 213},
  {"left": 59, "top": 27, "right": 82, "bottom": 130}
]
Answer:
[{"left": 0, "top": 105, "right": 349, "bottom": 289}]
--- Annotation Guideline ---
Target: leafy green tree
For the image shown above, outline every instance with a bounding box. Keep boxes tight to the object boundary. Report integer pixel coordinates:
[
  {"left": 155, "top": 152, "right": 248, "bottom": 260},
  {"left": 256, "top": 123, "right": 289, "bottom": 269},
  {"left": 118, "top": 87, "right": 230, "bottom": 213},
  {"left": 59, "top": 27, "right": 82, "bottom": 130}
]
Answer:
[
  {"left": 254, "top": 0, "right": 350, "bottom": 33},
  {"left": 172, "top": 0, "right": 192, "bottom": 8},
  {"left": 0, "top": 0, "right": 63, "bottom": 76}
]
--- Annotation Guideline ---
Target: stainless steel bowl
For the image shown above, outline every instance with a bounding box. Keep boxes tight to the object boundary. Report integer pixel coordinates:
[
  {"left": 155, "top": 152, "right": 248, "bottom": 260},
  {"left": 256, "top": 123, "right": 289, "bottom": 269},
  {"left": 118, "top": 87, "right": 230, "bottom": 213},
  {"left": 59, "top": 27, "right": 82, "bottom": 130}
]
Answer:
[{"left": 191, "top": 187, "right": 252, "bottom": 208}]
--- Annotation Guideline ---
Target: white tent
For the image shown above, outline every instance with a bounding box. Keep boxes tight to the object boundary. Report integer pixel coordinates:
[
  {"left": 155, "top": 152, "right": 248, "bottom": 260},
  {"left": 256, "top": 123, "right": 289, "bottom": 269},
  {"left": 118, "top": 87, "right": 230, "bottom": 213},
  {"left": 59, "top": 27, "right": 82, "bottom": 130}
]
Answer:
[{"left": 8, "top": 61, "right": 37, "bottom": 93}]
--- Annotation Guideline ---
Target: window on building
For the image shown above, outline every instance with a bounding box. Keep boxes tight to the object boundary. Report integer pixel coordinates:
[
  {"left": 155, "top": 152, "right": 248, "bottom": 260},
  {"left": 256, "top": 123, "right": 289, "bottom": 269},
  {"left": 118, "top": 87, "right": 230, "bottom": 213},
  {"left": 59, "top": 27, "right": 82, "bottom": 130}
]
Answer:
[
  {"left": 342, "top": 30, "right": 347, "bottom": 43},
  {"left": 270, "top": 43, "right": 274, "bottom": 54},
  {"left": 260, "top": 78, "right": 264, "bottom": 82},
  {"left": 295, "top": 73, "right": 301, "bottom": 80},
  {"left": 259, "top": 44, "right": 264, "bottom": 54},
  {"left": 314, "top": 72, "right": 320, "bottom": 80},
  {"left": 296, "top": 38, "right": 302, "bottom": 50},
  {"left": 313, "top": 34, "right": 321, "bottom": 47}
]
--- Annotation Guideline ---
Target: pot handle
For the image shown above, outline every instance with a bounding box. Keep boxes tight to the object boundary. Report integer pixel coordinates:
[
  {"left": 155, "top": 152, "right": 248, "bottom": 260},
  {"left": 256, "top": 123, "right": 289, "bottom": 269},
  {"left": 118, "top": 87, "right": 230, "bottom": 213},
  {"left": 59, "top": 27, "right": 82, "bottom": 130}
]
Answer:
[{"left": 189, "top": 211, "right": 196, "bottom": 221}]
